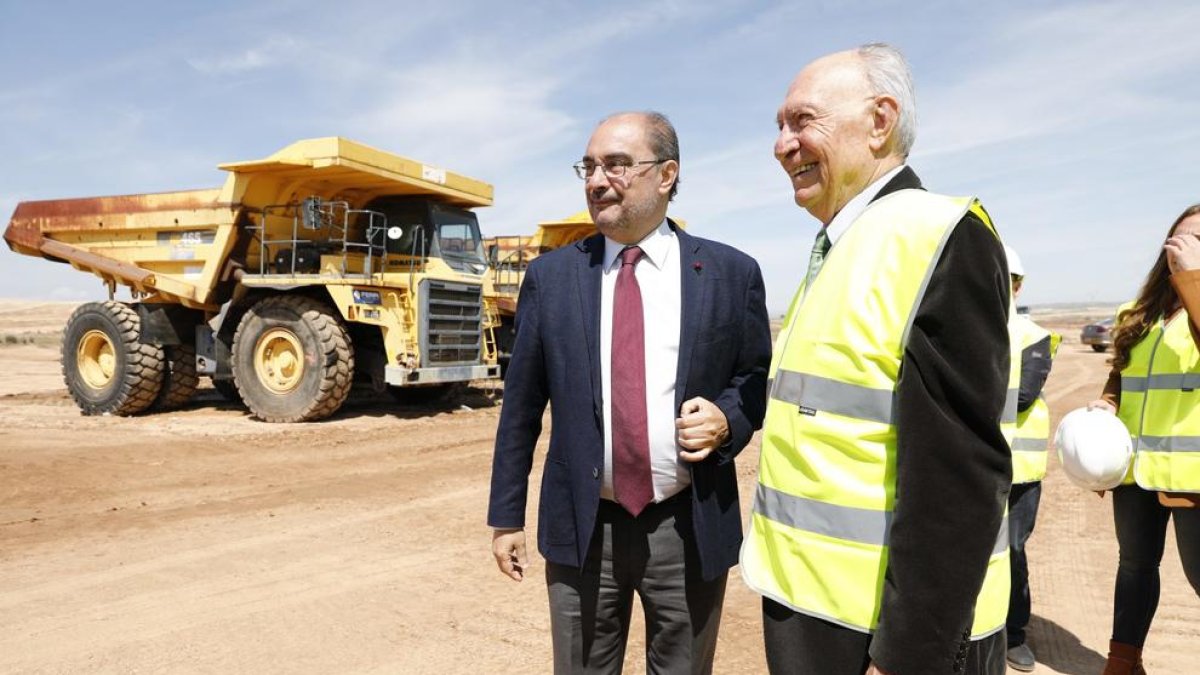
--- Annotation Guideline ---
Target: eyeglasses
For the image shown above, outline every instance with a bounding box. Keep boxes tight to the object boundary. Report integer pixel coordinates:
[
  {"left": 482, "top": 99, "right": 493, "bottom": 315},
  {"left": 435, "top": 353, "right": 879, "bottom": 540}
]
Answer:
[{"left": 573, "top": 158, "right": 667, "bottom": 180}]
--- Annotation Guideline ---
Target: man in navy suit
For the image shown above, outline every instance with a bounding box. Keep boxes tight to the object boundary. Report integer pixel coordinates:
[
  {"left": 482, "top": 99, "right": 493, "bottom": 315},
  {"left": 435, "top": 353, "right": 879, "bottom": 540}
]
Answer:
[{"left": 488, "top": 111, "right": 771, "bottom": 674}]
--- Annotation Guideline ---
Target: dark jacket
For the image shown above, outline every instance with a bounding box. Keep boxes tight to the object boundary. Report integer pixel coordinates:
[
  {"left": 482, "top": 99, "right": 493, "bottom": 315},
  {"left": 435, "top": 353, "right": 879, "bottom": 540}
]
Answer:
[
  {"left": 870, "top": 167, "right": 1013, "bottom": 673},
  {"left": 487, "top": 222, "right": 771, "bottom": 580}
]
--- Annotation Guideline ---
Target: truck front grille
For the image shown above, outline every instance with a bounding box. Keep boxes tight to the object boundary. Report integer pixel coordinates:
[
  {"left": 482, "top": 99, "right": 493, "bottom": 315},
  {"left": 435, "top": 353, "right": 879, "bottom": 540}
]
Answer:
[{"left": 419, "top": 279, "right": 483, "bottom": 366}]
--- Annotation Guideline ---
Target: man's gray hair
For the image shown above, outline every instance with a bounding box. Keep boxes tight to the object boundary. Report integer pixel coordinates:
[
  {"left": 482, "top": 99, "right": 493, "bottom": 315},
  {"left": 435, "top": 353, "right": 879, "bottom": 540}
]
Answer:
[
  {"left": 600, "top": 111, "right": 680, "bottom": 201},
  {"left": 857, "top": 43, "right": 916, "bottom": 158}
]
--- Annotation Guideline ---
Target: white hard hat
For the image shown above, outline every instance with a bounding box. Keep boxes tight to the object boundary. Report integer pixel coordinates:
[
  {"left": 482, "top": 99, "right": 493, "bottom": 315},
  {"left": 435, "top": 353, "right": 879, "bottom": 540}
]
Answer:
[
  {"left": 1003, "top": 244, "right": 1025, "bottom": 277},
  {"left": 1054, "top": 407, "right": 1132, "bottom": 490}
]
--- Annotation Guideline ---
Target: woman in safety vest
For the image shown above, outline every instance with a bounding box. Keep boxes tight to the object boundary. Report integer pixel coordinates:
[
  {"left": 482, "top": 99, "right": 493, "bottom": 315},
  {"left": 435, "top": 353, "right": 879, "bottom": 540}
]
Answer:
[{"left": 1088, "top": 203, "right": 1200, "bottom": 675}]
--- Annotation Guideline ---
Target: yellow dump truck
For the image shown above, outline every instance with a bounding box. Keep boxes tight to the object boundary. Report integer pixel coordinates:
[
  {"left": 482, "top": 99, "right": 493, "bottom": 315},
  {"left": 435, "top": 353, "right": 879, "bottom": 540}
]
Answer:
[
  {"left": 4, "top": 137, "right": 500, "bottom": 422},
  {"left": 484, "top": 211, "right": 686, "bottom": 373},
  {"left": 484, "top": 210, "right": 598, "bottom": 372}
]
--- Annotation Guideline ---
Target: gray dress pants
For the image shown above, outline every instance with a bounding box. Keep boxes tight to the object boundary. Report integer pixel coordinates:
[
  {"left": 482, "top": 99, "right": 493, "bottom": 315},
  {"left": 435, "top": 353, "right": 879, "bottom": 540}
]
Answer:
[{"left": 546, "top": 492, "right": 727, "bottom": 675}]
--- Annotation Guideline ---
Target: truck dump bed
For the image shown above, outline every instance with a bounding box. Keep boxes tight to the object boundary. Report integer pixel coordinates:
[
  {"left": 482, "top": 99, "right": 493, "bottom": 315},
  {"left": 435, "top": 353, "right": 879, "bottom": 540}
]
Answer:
[{"left": 4, "top": 137, "right": 492, "bottom": 309}]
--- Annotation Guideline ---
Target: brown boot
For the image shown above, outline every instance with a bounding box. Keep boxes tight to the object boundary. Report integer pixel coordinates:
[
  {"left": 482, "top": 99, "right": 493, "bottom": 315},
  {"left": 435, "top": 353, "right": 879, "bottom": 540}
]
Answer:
[{"left": 1101, "top": 640, "right": 1146, "bottom": 675}]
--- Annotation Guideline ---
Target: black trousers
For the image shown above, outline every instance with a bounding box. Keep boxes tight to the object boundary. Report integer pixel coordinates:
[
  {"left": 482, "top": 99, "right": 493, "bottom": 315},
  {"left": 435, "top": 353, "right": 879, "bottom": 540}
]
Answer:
[
  {"left": 545, "top": 493, "right": 727, "bottom": 675},
  {"left": 1111, "top": 484, "right": 1200, "bottom": 647},
  {"left": 1005, "top": 481, "right": 1042, "bottom": 647},
  {"left": 762, "top": 598, "right": 1005, "bottom": 675}
]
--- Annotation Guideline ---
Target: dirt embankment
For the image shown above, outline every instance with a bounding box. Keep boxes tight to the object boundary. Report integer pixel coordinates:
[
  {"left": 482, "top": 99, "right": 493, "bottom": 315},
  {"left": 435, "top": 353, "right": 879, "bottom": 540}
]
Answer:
[{"left": 0, "top": 302, "right": 1195, "bottom": 674}]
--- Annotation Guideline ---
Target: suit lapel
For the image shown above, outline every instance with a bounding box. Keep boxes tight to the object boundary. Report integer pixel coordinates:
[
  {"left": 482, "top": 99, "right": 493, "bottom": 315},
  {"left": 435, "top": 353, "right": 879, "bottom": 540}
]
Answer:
[
  {"left": 575, "top": 234, "right": 605, "bottom": 420},
  {"left": 674, "top": 223, "right": 706, "bottom": 412},
  {"left": 870, "top": 165, "right": 924, "bottom": 203}
]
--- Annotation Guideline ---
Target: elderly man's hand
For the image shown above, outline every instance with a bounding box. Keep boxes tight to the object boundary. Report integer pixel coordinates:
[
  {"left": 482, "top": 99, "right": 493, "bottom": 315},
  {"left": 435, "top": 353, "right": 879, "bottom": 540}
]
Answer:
[
  {"left": 675, "top": 397, "right": 730, "bottom": 462},
  {"left": 492, "top": 528, "right": 527, "bottom": 582}
]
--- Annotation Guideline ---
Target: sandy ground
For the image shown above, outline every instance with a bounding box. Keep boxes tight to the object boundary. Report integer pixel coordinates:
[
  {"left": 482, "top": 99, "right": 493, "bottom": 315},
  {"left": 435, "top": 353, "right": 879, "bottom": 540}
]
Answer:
[{"left": 1, "top": 301, "right": 1197, "bottom": 674}]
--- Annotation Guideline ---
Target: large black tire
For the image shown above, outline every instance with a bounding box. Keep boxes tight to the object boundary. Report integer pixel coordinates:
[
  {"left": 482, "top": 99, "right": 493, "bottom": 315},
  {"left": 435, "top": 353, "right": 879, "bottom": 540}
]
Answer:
[
  {"left": 61, "top": 301, "right": 164, "bottom": 416},
  {"left": 211, "top": 377, "right": 241, "bottom": 403},
  {"left": 151, "top": 343, "right": 199, "bottom": 411},
  {"left": 1091, "top": 344, "right": 1108, "bottom": 353},
  {"left": 232, "top": 295, "right": 354, "bottom": 422}
]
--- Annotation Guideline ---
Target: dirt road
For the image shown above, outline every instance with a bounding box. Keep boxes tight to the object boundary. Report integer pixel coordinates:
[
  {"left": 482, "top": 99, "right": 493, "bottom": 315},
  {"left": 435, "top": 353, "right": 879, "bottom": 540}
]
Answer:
[{"left": 1, "top": 302, "right": 1196, "bottom": 674}]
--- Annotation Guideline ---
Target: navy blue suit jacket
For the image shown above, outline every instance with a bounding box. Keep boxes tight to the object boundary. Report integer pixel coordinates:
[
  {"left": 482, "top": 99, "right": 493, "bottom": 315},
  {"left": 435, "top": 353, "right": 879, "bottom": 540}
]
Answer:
[{"left": 487, "top": 222, "right": 771, "bottom": 580}]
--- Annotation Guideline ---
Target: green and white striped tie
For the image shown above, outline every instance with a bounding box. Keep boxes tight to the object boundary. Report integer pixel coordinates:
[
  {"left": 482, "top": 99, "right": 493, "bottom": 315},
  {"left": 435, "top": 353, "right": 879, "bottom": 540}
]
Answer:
[{"left": 805, "top": 228, "right": 831, "bottom": 287}]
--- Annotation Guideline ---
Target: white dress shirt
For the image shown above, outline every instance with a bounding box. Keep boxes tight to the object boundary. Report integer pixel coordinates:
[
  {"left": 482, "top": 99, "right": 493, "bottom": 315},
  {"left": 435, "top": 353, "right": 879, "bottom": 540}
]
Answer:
[{"left": 599, "top": 219, "right": 687, "bottom": 502}]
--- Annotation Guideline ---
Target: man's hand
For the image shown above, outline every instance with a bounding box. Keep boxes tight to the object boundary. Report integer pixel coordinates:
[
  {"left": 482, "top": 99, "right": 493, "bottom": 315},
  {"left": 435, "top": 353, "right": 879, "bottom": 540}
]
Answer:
[
  {"left": 492, "top": 528, "right": 527, "bottom": 582},
  {"left": 865, "top": 662, "right": 895, "bottom": 675},
  {"left": 1165, "top": 232, "right": 1200, "bottom": 274},
  {"left": 675, "top": 397, "right": 730, "bottom": 462}
]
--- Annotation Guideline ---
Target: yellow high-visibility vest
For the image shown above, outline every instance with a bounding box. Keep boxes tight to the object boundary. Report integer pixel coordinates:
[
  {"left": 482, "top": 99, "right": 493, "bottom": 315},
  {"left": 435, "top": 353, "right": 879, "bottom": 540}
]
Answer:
[
  {"left": 1117, "top": 305, "right": 1200, "bottom": 492},
  {"left": 741, "top": 189, "right": 1013, "bottom": 639},
  {"left": 1010, "top": 315, "right": 1061, "bottom": 484}
]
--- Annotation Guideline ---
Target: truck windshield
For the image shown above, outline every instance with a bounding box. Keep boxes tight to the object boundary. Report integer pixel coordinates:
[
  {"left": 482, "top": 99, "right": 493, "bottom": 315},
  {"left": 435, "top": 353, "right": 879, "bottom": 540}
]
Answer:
[{"left": 431, "top": 205, "right": 487, "bottom": 275}]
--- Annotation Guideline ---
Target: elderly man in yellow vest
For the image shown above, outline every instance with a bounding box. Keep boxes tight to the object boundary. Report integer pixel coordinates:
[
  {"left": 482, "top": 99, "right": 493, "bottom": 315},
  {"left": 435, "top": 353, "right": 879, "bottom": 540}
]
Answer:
[
  {"left": 741, "top": 43, "right": 1015, "bottom": 675},
  {"left": 1003, "top": 245, "right": 1060, "bottom": 672}
]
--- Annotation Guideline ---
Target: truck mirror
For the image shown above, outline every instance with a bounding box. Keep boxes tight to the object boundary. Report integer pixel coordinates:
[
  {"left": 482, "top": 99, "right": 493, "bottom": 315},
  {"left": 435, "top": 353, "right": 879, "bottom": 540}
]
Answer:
[{"left": 302, "top": 197, "right": 323, "bottom": 230}]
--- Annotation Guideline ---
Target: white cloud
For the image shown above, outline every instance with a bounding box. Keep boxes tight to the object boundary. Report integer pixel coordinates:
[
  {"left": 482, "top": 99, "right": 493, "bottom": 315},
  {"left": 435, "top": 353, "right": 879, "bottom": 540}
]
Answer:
[
  {"left": 520, "top": 0, "right": 703, "bottom": 65},
  {"left": 186, "top": 36, "right": 301, "bottom": 75},
  {"left": 917, "top": 2, "right": 1200, "bottom": 158},
  {"left": 347, "top": 63, "right": 578, "bottom": 177},
  {"left": 680, "top": 139, "right": 789, "bottom": 223}
]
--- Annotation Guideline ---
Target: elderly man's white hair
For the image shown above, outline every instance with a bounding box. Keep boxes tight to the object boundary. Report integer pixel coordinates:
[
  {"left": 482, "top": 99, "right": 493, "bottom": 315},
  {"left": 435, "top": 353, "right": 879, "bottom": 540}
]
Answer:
[{"left": 857, "top": 43, "right": 916, "bottom": 158}]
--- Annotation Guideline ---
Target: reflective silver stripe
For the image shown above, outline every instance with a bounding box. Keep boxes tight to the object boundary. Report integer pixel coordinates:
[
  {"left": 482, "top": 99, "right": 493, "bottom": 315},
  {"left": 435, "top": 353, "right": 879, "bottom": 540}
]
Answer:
[
  {"left": 993, "top": 516, "right": 1009, "bottom": 556},
  {"left": 1000, "top": 388, "right": 1018, "bottom": 424},
  {"left": 1122, "top": 373, "right": 1200, "bottom": 392},
  {"left": 1122, "top": 376, "right": 1148, "bottom": 393},
  {"left": 1012, "top": 438, "right": 1048, "bottom": 452},
  {"left": 771, "top": 369, "right": 894, "bottom": 425},
  {"left": 754, "top": 483, "right": 889, "bottom": 546},
  {"left": 754, "top": 483, "right": 1009, "bottom": 554},
  {"left": 1138, "top": 435, "right": 1200, "bottom": 452}
]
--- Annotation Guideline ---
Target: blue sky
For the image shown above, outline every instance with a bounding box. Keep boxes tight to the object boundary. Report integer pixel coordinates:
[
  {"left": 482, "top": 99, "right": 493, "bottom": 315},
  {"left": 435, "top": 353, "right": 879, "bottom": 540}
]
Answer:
[{"left": 1, "top": 0, "right": 1196, "bottom": 313}]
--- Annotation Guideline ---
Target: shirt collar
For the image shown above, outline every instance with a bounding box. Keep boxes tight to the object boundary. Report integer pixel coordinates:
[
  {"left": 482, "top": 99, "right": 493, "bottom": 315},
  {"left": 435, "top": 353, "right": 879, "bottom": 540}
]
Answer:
[
  {"left": 824, "top": 164, "right": 907, "bottom": 245},
  {"left": 603, "top": 219, "right": 673, "bottom": 271}
]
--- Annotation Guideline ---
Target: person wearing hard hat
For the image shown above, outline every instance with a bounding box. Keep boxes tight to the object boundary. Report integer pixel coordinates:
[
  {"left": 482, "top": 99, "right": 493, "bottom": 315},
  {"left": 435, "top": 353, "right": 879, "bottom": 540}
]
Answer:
[
  {"left": 1002, "top": 245, "right": 1060, "bottom": 673},
  {"left": 1087, "top": 203, "right": 1200, "bottom": 675}
]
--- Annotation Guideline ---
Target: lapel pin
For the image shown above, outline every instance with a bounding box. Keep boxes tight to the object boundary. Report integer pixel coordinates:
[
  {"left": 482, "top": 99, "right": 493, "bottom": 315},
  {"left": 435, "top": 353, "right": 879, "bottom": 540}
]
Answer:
[{"left": 693, "top": 261, "right": 703, "bottom": 273}]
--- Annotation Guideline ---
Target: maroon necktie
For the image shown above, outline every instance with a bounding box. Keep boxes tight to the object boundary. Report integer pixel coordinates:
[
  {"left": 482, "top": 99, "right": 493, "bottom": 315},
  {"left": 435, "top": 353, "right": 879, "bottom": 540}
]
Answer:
[{"left": 611, "top": 246, "right": 654, "bottom": 516}]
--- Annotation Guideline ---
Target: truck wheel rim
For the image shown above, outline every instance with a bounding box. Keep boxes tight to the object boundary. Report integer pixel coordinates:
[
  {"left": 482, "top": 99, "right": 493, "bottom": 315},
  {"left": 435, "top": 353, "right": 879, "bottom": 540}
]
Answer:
[
  {"left": 254, "top": 328, "right": 304, "bottom": 394},
  {"left": 77, "top": 329, "right": 116, "bottom": 389}
]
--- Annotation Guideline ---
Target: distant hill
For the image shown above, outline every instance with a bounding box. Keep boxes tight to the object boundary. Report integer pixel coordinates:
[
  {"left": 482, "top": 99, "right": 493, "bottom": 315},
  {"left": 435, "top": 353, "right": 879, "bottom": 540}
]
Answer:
[{"left": 1027, "top": 302, "right": 1119, "bottom": 320}]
